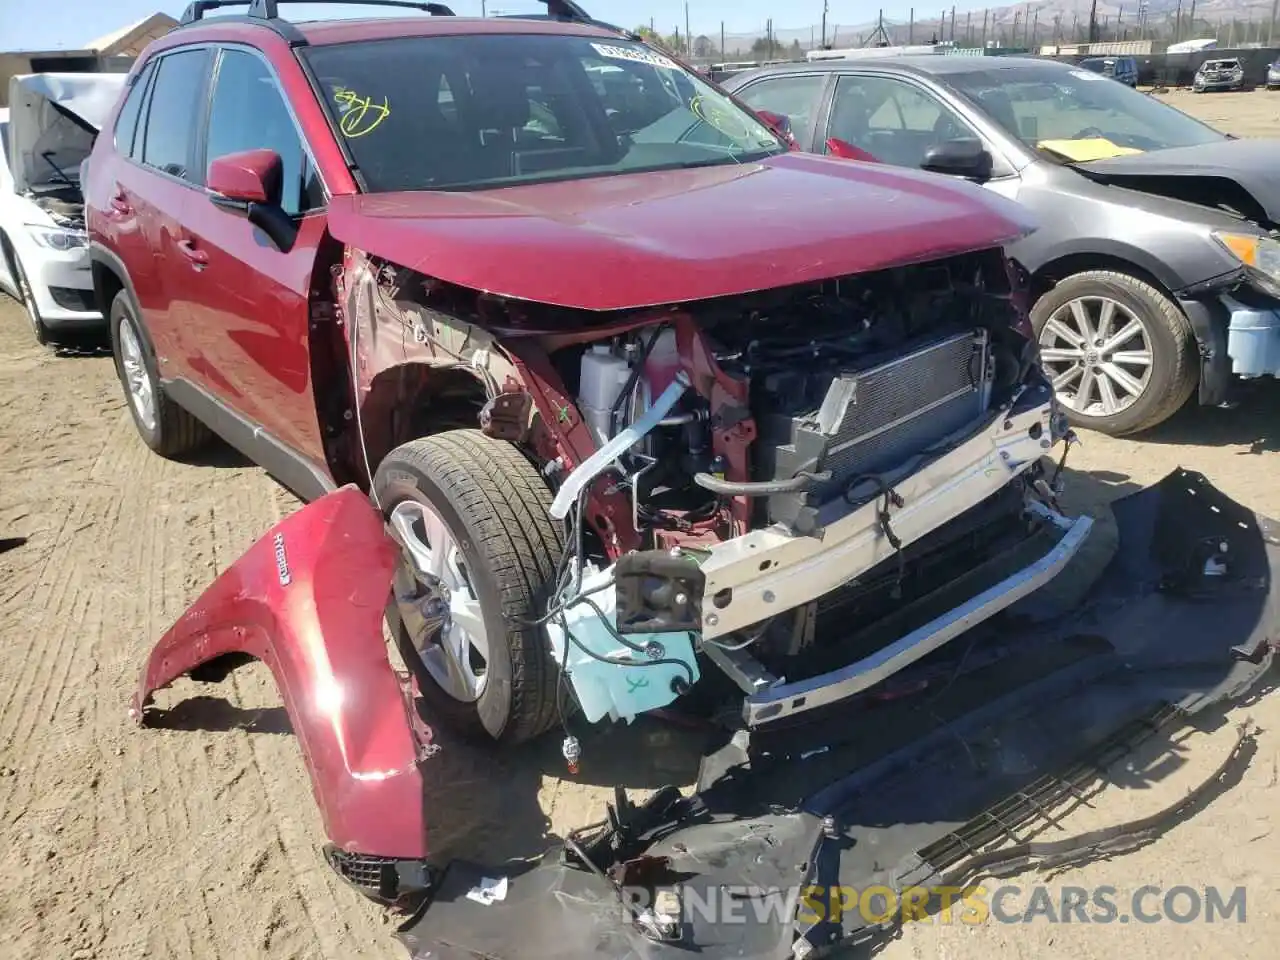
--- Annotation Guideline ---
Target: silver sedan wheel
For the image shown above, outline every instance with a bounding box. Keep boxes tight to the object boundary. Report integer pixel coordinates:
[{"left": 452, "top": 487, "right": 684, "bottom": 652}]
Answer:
[
  {"left": 1038, "top": 296, "right": 1154, "bottom": 418},
  {"left": 117, "top": 319, "right": 157, "bottom": 432},
  {"left": 388, "top": 499, "right": 489, "bottom": 703}
]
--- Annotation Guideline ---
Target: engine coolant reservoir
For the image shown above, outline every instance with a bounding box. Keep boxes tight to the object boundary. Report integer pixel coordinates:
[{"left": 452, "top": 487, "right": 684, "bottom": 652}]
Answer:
[
  {"left": 544, "top": 563, "right": 700, "bottom": 725},
  {"left": 578, "top": 345, "right": 632, "bottom": 447}
]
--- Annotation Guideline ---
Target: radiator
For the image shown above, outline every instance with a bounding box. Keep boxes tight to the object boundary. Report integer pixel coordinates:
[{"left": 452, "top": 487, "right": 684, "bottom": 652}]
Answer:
[{"left": 757, "top": 329, "right": 993, "bottom": 531}]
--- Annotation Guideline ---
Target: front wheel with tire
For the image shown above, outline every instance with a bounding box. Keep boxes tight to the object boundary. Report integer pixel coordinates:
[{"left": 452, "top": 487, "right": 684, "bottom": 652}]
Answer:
[
  {"left": 1031, "top": 270, "right": 1198, "bottom": 436},
  {"left": 109, "top": 290, "right": 209, "bottom": 457},
  {"left": 375, "top": 430, "right": 565, "bottom": 745},
  {"left": 2, "top": 237, "right": 50, "bottom": 345}
]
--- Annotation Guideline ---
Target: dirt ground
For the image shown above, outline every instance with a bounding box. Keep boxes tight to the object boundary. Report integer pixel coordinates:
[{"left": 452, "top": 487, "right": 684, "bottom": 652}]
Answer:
[{"left": 1, "top": 90, "right": 1278, "bottom": 960}]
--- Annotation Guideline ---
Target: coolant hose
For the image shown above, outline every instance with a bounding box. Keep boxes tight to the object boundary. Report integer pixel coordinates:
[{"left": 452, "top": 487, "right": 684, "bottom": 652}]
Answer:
[
  {"left": 693, "top": 469, "right": 832, "bottom": 497},
  {"left": 549, "top": 372, "right": 690, "bottom": 521}
]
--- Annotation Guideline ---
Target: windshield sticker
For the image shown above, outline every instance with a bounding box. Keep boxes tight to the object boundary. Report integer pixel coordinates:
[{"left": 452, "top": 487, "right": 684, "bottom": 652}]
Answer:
[
  {"left": 1037, "top": 137, "right": 1144, "bottom": 162},
  {"left": 590, "top": 42, "right": 678, "bottom": 70},
  {"left": 333, "top": 87, "right": 391, "bottom": 138}
]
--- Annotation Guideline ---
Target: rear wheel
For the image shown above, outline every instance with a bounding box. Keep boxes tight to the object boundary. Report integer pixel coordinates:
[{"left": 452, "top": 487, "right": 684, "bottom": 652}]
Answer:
[
  {"left": 1032, "top": 270, "right": 1197, "bottom": 436},
  {"left": 375, "top": 430, "right": 565, "bottom": 745},
  {"left": 1, "top": 237, "right": 49, "bottom": 345},
  {"left": 109, "top": 290, "right": 210, "bottom": 457}
]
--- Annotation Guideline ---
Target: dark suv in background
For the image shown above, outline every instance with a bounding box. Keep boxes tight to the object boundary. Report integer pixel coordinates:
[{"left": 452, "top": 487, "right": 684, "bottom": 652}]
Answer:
[{"left": 1077, "top": 55, "right": 1138, "bottom": 87}]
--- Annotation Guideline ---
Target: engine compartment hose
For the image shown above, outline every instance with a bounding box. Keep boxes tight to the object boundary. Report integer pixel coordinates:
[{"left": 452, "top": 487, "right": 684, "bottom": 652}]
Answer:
[
  {"left": 550, "top": 372, "right": 691, "bottom": 521},
  {"left": 693, "top": 470, "right": 832, "bottom": 497}
]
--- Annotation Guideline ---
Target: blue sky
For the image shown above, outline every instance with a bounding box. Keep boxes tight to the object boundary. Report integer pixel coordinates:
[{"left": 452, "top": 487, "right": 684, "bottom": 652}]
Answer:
[{"left": 0, "top": 0, "right": 989, "bottom": 51}]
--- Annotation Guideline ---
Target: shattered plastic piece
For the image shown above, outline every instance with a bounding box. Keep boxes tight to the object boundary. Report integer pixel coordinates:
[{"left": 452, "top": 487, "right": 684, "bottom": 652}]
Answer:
[
  {"left": 398, "top": 469, "right": 1280, "bottom": 960},
  {"left": 465, "top": 876, "right": 509, "bottom": 906}
]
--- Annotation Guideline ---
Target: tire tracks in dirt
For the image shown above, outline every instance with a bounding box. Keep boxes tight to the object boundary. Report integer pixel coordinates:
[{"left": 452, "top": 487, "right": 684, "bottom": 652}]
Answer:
[{"left": 0, "top": 307, "right": 400, "bottom": 960}]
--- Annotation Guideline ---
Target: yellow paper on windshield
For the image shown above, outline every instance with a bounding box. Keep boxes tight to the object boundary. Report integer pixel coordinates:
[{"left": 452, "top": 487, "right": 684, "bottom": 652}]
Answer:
[{"left": 1036, "top": 137, "right": 1145, "bottom": 162}]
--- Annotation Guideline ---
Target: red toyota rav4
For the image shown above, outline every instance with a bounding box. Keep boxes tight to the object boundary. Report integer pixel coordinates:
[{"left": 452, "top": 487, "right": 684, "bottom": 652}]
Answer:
[{"left": 89, "top": 0, "right": 1087, "bottom": 899}]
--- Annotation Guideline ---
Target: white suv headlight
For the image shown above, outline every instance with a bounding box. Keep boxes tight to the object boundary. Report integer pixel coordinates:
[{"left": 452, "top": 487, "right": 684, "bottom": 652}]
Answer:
[
  {"left": 25, "top": 225, "right": 88, "bottom": 252},
  {"left": 1213, "top": 231, "right": 1280, "bottom": 297}
]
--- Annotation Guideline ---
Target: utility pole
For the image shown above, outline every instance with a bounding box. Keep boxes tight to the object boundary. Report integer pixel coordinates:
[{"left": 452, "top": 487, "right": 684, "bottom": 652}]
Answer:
[
  {"left": 1174, "top": 0, "right": 1182, "bottom": 42},
  {"left": 909, "top": 7, "right": 915, "bottom": 43},
  {"left": 821, "top": 0, "right": 829, "bottom": 47},
  {"left": 721, "top": 21, "right": 725, "bottom": 57},
  {"left": 966, "top": 10, "right": 971, "bottom": 43},
  {"left": 981, "top": 9, "right": 988, "bottom": 46},
  {"left": 685, "top": 2, "right": 691, "bottom": 57},
  {"left": 1088, "top": 0, "right": 1099, "bottom": 42},
  {"left": 1032, "top": 11, "right": 1039, "bottom": 46},
  {"left": 950, "top": 5, "right": 956, "bottom": 41},
  {"left": 1270, "top": 0, "right": 1278, "bottom": 45}
]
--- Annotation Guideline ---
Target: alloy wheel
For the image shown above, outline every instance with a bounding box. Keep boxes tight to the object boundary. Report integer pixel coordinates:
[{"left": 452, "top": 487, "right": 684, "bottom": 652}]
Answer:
[
  {"left": 117, "top": 318, "right": 157, "bottom": 432},
  {"left": 387, "top": 499, "right": 490, "bottom": 703},
  {"left": 1038, "top": 296, "right": 1154, "bottom": 418}
]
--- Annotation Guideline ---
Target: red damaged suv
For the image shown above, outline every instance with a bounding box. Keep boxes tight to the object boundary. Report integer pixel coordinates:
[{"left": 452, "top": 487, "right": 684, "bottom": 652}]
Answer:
[{"left": 88, "top": 0, "right": 1087, "bottom": 901}]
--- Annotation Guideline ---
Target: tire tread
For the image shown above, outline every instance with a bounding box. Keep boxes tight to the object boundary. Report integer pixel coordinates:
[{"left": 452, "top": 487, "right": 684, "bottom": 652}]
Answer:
[
  {"left": 377, "top": 430, "right": 564, "bottom": 743},
  {"left": 1033, "top": 269, "right": 1197, "bottom": 436}
]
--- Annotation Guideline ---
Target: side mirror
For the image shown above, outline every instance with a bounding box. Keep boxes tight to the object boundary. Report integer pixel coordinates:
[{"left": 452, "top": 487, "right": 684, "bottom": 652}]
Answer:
[
  {"left": 920, "top": 137, "right": 994, "bottom": 181},
  {"left": 207, "top": 148, "right": 296, "bottom": 252},
  {"left": 754, "top": 109, "right": 798, "bottom": 148},
  {"left": 825, "top": 137, "right": 880, "bottom": 162}
]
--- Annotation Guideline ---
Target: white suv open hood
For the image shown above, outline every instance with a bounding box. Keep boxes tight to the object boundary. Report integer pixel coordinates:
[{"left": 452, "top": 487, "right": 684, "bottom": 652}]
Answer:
[{"left": 7, "top": 73, "right": 126, "bottom": 194}]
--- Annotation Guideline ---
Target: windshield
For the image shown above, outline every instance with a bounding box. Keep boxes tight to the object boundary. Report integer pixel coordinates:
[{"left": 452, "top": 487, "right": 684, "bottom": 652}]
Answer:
[
  {"left": 303, "top": 34, "right": 785, "bottom": 192},
  {"left": 944, "top": 64, "right": 1226, "bottom": 157}
]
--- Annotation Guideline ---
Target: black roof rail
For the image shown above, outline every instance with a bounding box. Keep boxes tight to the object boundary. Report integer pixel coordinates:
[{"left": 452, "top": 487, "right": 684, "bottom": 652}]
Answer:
[
  {"left": 501, "top": 0, "right": 636, "bottom": 39},
  {"left": 180, "top": 0, "right": 455, "bottom": 26}
]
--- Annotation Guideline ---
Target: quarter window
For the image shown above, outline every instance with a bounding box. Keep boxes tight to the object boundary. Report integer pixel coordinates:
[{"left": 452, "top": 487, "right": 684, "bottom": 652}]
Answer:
[
  {"left": 114, "top": 59, "right": 155, "bottom": 159},
  {"left": 140, "top": 49, "right": 210, "bottom": 182},
  {"left": 205, "top": 49, "right": 323, "bottom": 215},
  {"left": 735, "top": 74, "right": 826, "bottom": 147}
]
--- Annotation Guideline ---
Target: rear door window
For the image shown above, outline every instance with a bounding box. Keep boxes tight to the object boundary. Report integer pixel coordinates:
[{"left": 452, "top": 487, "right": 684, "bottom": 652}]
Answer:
[
  {"left": 734, "top": 74, "right": 827, "bottom": 147},
  {"left": 140, "top": 48, "right": 211, "bottom": 183}
]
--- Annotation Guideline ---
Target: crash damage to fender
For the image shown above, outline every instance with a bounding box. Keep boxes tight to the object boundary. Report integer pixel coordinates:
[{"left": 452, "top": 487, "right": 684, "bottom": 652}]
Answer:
[
  {"left": 394, "top": 469, "right": 1280, "bottom": 960},
  {"left": 130, "top": 486, "right": 436, "bottom": 903}
]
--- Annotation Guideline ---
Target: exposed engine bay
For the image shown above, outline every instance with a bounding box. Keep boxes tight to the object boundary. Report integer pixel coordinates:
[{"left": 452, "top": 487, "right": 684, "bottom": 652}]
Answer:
[
  {"left": 341, "top": 243, "right": 1086, "bottom": 740},
  {"left": 527, "top": 249, "right": 1083, "bottom": 732},
  {"left": 554, "top": 248, "right": 1038, "bottom": 539}
]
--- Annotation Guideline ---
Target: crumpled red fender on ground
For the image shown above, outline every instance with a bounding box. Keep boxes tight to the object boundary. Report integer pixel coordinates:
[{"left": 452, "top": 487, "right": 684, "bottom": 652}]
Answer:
[{"left": 130, "top": 486, "right": 430, "bottom": 860}]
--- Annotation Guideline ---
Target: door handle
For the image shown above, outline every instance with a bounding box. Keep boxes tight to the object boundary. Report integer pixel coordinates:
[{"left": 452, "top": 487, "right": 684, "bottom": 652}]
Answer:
[
  {"left": 177, "top": 238, "right": 209, "bottom": 268},
  {"left": 110, "top": 189, "right": 131, "bottom": 214}
]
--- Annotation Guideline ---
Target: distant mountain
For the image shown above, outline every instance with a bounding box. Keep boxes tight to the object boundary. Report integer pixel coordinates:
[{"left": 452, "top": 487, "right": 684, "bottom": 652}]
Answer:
[{"left": 716, "top": 0, "right": 1276, "bottom": 54}]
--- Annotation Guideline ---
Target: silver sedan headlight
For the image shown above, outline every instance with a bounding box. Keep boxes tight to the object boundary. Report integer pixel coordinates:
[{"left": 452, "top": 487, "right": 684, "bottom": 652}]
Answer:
[{"left": 1213, "top": 231, "right": 1280, "bottom": 298}]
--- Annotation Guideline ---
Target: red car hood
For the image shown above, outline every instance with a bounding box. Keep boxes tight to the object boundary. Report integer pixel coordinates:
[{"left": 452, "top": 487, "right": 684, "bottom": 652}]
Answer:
[{"left": 327, "top": 152, "right": 1037, "bottom": 311}]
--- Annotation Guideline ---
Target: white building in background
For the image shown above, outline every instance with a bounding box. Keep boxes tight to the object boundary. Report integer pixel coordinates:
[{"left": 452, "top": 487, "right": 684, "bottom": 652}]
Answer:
[{"left": 0, "top": 12, "right": 178, "bottom": 107}]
